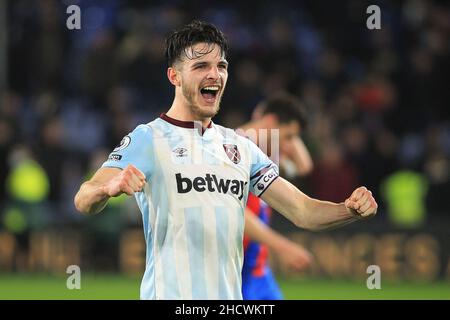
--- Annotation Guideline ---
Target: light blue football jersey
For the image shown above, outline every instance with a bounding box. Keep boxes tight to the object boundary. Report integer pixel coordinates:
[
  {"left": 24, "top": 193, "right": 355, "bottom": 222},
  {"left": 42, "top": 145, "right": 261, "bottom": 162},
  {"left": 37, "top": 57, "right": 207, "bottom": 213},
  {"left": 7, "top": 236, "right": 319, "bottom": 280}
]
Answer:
[{"left": 102, "top": 114, "right": 279, "bottom": 300}]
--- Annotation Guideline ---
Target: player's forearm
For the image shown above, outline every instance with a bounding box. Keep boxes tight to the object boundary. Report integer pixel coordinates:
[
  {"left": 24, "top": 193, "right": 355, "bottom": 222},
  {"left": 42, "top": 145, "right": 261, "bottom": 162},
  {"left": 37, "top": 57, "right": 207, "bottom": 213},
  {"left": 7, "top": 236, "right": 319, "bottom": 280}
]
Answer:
[
  {"left": 74, "top": 181, "right": 110, "bottom": 215},
  {"left": 261, "top": 178, "right": 361, "bottom": 232},
  {"left": 301, "top": 197, "right": 359, "bottom": 231}
]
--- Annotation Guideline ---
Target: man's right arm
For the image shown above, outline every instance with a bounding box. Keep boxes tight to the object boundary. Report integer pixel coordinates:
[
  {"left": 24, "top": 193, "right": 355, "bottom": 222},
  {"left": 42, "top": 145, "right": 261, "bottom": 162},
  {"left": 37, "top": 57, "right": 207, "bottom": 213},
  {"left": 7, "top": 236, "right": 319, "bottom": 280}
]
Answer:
[{"left": 74, "top": 164, "right": 146, "bottom": 215}]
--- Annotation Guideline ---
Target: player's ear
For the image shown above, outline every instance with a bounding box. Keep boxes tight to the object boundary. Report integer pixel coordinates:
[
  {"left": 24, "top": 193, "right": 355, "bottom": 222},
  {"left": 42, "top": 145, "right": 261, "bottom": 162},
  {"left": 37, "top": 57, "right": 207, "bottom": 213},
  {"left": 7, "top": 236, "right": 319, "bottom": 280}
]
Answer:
[{"left": 167, "top": 67, "right": 181, "bottom": 87}]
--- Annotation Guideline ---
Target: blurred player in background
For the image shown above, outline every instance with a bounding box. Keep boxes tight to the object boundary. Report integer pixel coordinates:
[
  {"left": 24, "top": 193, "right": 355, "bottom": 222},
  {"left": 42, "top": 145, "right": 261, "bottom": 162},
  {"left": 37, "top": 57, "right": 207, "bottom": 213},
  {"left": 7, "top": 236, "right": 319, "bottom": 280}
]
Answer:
[
  {"left": 74, "top": 20, "right": 378, "bottom": 300},
  {"left": 240, "top": 93, "right": 313, "bottom": 300}
]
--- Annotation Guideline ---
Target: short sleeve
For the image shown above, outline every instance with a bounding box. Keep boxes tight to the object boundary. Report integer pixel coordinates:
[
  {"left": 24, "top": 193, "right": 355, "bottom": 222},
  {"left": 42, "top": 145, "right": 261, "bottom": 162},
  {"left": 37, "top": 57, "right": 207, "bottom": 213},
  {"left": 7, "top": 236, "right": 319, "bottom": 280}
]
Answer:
[
  {"left": 102, "top": 124, "right": 154, "bottom": 180},
  {"left": 248, "top": 139, "right": 279, "bottom": 197}
]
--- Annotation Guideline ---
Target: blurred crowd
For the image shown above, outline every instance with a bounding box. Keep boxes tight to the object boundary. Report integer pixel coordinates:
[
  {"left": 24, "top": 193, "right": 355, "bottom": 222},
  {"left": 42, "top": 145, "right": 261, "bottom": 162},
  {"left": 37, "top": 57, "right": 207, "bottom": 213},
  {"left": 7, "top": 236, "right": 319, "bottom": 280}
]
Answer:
[{"left": 1, "top": 0, "right": 449, "bottom": 234}]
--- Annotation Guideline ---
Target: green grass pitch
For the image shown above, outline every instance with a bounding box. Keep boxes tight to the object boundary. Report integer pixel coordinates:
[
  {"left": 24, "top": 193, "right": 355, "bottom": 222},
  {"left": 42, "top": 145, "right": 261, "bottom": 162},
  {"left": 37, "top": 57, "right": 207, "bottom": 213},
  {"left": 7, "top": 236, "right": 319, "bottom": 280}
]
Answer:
[{"left": 0, "top": 274, "right": 449, "bottom": 300}]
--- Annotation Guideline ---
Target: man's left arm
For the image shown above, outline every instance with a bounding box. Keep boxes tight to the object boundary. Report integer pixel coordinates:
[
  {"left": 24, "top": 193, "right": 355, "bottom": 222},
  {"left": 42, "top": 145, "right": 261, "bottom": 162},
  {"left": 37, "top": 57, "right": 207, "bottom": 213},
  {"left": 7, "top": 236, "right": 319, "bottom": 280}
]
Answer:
[{"left": 260, "top": 177, "right": 378, "bottom": 231}]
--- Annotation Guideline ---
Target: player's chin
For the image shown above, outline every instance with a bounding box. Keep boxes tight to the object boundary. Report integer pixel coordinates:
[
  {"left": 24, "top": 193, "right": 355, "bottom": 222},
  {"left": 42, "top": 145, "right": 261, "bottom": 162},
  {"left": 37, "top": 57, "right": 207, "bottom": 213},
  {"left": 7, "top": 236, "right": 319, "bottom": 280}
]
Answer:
[{"left": 197, "top": 101, "right": 221, "bottom": 117}]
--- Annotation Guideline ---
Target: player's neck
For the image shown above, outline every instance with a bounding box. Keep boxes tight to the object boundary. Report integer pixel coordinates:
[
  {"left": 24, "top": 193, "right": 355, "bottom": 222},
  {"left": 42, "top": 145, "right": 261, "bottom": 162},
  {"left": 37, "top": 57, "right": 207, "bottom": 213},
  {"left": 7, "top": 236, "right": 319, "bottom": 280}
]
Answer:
[{"left": 166, "top": 100, "right": 211, "bottom": 129}]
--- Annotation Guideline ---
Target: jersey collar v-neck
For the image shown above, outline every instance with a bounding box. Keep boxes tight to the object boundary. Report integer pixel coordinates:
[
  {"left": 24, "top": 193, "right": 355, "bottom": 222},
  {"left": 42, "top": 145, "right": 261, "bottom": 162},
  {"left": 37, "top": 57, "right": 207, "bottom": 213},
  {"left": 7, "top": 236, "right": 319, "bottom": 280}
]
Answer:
[{"left": 160, "top": 113, "right": 213, "bottom": 136}]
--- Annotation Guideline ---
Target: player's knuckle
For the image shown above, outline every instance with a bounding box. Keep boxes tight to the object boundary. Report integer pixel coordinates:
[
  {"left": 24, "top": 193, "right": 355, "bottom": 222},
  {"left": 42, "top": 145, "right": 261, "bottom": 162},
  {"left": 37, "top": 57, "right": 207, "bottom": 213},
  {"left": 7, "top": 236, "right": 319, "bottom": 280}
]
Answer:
[
  {"left": 124, "top": 176, "right": 132, "bottom": 184},
  {"left": 119, "top": 180, "right": 129, "bottom": 189},
  {"left": 124, "top": 170, "right": 132, "bottom": 178}
]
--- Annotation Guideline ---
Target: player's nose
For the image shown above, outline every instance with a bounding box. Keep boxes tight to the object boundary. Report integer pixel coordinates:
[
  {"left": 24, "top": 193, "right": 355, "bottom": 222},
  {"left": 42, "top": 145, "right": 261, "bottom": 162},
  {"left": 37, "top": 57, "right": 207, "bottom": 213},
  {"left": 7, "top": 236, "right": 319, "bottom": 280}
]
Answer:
[{"left": 206, "top": 66, "right": 220, "bottom": 80}]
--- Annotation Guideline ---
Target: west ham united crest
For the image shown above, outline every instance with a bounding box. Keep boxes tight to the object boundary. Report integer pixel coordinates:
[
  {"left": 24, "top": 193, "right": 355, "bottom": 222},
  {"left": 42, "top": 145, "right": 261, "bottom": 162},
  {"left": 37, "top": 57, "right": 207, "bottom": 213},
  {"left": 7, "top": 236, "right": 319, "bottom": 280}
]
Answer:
[{"left": 223, "top": 144, "right": 241, "bottom": 164}]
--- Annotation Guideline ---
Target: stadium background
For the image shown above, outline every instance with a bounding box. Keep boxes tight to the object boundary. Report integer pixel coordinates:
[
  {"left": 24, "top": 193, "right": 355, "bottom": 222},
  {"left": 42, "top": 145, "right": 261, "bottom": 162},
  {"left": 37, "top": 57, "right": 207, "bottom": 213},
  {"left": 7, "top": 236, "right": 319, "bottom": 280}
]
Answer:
[{"left": 0, "top": 0, "right": 449, "bottom": 299}]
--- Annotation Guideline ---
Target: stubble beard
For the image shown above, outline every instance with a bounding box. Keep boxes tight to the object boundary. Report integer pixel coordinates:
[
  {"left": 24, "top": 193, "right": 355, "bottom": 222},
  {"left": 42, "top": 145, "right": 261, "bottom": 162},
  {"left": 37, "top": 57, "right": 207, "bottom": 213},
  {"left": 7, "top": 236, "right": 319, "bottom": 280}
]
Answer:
[{"left": 182, "top": 83, "right": 222, "bottom": 119}]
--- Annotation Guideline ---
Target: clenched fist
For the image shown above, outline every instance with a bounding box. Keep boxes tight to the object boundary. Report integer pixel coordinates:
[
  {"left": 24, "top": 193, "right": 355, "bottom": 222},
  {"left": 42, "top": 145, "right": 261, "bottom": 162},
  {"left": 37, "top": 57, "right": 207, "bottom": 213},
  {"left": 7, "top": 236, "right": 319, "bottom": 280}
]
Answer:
[
  {"left": 345, "top": 186, "right": 378, "bottom": 218},
  {"left": 103, "top": 164, "right": 146, "bottom": 197}
]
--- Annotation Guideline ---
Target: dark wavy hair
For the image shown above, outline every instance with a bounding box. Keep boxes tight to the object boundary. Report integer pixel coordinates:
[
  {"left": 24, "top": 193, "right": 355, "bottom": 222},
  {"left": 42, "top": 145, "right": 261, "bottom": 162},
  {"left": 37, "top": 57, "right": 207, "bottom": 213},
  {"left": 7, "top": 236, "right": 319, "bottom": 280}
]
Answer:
[
  {"left": 165, "top": 20, "right": 229, "bottom": 67},
  {"left": 260, "top": 92, "right": 308, "bottom": 129}
]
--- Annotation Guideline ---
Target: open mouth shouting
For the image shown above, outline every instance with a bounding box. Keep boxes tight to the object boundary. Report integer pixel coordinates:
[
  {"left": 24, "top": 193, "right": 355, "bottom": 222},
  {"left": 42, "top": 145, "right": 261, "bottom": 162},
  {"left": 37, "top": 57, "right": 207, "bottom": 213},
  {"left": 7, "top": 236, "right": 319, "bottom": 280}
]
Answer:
[{"left": 200, "top": 84, "right": 221, "bottom": 104}]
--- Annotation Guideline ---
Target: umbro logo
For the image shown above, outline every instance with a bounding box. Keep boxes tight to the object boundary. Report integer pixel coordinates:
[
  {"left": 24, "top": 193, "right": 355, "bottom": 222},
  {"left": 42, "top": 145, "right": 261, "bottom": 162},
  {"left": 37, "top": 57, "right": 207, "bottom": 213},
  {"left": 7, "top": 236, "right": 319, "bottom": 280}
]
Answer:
[{"left": 173, "top": 147, "right": 188, "bottom": 157}]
